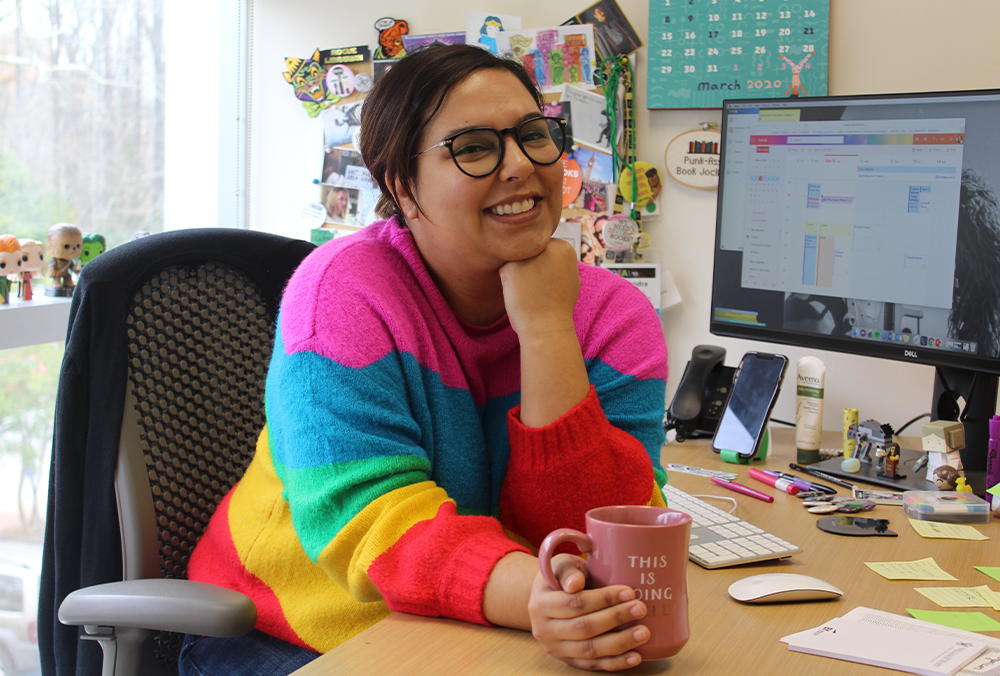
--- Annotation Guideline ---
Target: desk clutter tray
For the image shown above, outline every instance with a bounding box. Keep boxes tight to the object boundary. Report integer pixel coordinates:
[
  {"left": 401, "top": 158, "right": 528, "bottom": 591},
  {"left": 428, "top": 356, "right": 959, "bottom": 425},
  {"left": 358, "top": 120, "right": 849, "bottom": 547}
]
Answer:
[{"left": 662, "top": 482, "right": 802, "bottom": 568}]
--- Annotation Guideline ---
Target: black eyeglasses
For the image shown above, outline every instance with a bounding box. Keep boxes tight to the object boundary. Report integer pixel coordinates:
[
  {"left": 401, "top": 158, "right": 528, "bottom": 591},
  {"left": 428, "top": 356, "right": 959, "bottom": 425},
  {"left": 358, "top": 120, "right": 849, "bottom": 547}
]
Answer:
[{"left": 412, "top": 116, "right": 567, "bottom": 178}]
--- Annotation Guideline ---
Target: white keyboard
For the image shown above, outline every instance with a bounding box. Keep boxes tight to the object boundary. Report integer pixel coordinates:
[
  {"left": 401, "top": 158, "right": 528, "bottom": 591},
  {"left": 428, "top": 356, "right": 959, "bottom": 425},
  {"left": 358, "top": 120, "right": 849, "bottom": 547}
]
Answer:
[{"left": 662, "top": 483, "right": 802, "bottom": 569}]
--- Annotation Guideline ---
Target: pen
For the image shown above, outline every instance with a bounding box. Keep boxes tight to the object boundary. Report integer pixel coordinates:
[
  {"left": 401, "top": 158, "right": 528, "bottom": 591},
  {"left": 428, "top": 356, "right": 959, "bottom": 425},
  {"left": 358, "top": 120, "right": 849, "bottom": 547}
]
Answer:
[
  {"left": 710, "top": 477, "right": 774, "bottom": 502},
  {"left": 748, "top": 468, "right": 801, "bottom": 495},
  {"left": 761, "top": 469, "right": 814, "bottom": 493},
  {"left": 764, "top": 469, "right": 837, "bottom": 494},
  {"left": 788, "top": 463, "right": 856, "bottom": 489}
]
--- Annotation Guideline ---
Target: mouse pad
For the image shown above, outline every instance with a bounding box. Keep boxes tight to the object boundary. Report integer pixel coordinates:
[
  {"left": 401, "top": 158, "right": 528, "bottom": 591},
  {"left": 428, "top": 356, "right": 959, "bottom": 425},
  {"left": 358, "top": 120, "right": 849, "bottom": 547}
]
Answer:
[{"left": 816, "top": 516, "right": 897, "bottom": 537}]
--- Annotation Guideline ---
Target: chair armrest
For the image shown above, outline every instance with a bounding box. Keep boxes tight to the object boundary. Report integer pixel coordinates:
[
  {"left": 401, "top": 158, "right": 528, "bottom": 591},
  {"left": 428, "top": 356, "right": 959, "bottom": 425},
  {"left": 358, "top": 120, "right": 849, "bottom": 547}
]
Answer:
[{"left": 59, "top": 579, "right": 257, "bottom": 637}]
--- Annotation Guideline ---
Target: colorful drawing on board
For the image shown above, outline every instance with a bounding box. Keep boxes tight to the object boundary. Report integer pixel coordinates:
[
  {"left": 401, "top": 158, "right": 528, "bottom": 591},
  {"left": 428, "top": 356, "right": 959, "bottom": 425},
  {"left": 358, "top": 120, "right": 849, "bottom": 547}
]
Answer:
[
  {"left": 282, "top": 49, "right": 340, "bottom": 117},
  {"left": 466, "top": 11, "right": 521, "bottom": 56},
  {"left": 500, "top": 25, "right": 596, "bottom": 94},
  {"left": 373, "top": 17, "right": 409, "bottom": 59}
]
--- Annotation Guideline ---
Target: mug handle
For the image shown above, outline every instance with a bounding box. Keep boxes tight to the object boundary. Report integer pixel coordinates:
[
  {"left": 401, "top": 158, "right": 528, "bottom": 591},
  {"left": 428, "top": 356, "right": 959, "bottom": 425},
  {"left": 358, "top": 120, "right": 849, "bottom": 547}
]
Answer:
[{"left": 538, "top": 528, "right": 594, "bottom": 591}]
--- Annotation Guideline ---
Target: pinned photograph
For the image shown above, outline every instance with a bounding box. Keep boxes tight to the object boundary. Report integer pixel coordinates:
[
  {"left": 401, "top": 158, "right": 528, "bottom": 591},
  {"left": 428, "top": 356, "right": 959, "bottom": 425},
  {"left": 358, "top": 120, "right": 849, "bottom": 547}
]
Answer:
[
  {"left": 574, "top": 0, "right": 642, "bottom": 62},
  {"left": 321, "top": 100, "right": 364, "bottom": 149},
  {"left": 322, "top": 185, "right": 360, "bottom": 225},
  {"left": 403, "top": 31, "right": 466, "bottom": 54},
  {"left": 321, "top": 147, "right": 373, "bottom": 190},
  {"left": 567, "top": 146, "right": 614, "bottom": 215},
  {"left": 560, "top": 85, "right": 615, "bottom": 153}
]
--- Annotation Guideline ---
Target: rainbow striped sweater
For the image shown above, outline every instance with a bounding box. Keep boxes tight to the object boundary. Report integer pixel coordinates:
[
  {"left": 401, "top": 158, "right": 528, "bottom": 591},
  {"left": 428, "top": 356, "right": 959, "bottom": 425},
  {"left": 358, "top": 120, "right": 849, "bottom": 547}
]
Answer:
[{"left": 188, "top": 217, "right": 669, "bottom": 653}]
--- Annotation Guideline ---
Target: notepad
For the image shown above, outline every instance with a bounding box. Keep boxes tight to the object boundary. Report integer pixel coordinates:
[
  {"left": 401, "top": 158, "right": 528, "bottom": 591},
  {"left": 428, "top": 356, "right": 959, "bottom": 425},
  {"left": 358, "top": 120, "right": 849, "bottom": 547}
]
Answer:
[{"left": 781, "top": 615, "right": 988, "bottom": 676}]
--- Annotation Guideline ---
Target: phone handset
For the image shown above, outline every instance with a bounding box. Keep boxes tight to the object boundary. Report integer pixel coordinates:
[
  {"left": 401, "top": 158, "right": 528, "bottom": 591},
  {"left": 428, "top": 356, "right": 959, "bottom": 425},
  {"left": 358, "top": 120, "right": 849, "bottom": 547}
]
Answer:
[{"left": 666, "top": 344, "right": 728, "bottom": 442}]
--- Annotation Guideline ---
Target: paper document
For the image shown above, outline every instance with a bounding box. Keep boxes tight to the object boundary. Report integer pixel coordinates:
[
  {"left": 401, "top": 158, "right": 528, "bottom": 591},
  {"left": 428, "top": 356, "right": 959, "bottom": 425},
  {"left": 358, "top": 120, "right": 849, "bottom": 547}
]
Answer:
[
  {"left": 781, "top": 615, "right": 987, "bottom": 676},
  {"left": 865, "top": 557, "right": 958, "bottom": 580},
  {"left": 841, "top": 607, "right": 1000, "bottom": 676}
]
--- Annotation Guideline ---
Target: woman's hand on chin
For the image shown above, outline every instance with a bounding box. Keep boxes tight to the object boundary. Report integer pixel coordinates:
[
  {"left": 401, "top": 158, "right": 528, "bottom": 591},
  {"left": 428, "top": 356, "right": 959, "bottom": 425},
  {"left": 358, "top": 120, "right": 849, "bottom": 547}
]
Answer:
[{"left": 499, "top": 238, "right": 580, "bottom": 340}]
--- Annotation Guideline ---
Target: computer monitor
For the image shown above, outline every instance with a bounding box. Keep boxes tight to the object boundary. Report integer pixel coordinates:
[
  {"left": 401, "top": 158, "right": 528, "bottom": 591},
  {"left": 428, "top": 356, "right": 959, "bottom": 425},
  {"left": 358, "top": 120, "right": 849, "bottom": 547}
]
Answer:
[{"left": 711, "top": 89, "right": 1000, "bottom": 485}]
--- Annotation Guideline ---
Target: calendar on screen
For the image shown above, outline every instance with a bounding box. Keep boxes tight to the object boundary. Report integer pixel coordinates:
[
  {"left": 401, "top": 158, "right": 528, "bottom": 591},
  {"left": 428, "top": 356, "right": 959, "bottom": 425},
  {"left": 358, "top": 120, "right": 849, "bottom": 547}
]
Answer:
[{"left": 647, "top": 0, "right": 829, "bottom": 109}]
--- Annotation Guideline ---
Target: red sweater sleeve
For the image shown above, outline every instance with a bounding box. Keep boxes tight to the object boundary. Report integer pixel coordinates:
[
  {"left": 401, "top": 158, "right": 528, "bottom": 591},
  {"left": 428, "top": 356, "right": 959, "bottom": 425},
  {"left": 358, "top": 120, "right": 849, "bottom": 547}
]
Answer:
[{"left": 499, "top": 385, "right": 655, "bottom": 549}]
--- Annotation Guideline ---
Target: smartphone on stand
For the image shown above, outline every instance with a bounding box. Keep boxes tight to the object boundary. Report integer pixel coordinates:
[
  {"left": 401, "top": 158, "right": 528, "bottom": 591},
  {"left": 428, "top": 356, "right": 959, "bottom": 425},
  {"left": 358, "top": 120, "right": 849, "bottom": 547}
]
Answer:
[{"left": 711, "top": 352, "right": 789, "bottom": 460}]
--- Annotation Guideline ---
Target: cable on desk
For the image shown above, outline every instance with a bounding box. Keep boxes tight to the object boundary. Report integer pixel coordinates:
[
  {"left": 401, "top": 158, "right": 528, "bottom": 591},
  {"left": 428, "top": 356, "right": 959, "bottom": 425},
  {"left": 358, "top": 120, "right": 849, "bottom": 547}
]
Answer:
[{"left": 691, "top": 494, "right": 738, "bottom": 514}]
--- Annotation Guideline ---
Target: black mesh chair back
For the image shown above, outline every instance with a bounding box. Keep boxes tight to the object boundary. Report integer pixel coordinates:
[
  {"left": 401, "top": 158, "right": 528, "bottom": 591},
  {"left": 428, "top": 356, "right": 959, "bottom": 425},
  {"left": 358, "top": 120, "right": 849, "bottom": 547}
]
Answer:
[{"left": 40, "top": 228, "right": 315, "bottom": 676}]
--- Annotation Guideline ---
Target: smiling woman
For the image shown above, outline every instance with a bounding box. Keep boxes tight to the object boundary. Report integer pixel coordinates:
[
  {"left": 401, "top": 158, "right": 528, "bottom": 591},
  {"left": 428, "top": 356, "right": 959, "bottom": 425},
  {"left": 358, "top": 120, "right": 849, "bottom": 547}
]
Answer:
[{"left": 182, "top": 44, "right": 670, "bottom": 676}]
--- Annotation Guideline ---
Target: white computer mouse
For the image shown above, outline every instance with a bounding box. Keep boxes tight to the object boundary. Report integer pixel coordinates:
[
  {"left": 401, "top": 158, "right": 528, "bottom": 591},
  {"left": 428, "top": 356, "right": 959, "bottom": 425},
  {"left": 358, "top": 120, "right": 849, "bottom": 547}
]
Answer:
[{"left": 727, "top": 573, "right": 844, "bottom": 603}]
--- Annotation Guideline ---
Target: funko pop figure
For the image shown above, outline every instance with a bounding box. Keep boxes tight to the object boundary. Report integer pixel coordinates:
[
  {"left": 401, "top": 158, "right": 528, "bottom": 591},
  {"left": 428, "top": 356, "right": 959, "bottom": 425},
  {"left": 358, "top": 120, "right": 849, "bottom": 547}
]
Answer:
[
  {"left": 80, "top": 232, "right": 106, "bottom": 266},
  {"left": 45, "top": 223, "right": 83, "bottom": 296},
  {"left": 17, "top": 238, "right": 44, "bottom": 301},
  {"left": 0, "top": 234, "right": 23, "bottom": 304}
]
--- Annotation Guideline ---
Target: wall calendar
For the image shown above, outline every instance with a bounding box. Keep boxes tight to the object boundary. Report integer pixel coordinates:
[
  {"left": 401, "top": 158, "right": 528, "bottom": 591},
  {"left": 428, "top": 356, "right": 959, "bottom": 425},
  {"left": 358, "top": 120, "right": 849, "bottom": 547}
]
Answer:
[{"left": 647, "top": 0, "right": 829, "bottom": 109}]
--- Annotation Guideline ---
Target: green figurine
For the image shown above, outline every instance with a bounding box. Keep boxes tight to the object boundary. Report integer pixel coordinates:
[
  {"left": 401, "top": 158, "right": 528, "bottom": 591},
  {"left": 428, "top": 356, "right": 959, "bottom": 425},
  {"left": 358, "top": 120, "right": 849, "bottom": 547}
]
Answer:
[{"left": 80, "top": 232, "right": 107, "bottom": 266}]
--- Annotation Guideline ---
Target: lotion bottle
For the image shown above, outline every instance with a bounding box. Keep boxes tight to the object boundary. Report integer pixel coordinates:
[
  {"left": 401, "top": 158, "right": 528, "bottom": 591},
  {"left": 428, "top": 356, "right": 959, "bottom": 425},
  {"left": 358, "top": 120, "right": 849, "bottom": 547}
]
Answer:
[{"left": 795, "top": 356, "right": 825, "bottom": 464}]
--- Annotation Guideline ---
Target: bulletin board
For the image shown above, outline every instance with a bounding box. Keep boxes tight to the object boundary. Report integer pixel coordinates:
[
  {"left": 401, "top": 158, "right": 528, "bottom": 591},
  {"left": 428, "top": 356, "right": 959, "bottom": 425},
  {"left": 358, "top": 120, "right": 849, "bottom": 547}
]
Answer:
[{"left": 647, "top": 0, "right": 829, "bottom": 109}]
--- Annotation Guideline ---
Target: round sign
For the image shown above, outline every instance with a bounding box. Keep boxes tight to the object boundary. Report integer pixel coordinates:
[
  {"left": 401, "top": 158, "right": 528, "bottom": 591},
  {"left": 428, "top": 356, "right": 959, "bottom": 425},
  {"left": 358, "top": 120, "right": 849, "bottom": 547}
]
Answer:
[
  {"left": 603, "top": 215, "right": 638, "bottom": 251},
  {"left": 664, "top": 129, "right": 722, "bottom": 189},
  {"left": 562, "top": 154, "right": 582, "bottom": 208},
  {"left": 616, "top": 161, "right": 662, "bottom": 207},
  {"left": 325, "top": 64, "right": 356, "bottom": 98},
  {"left": 354, "top": 72, "right": 374, "bottom": 93}
]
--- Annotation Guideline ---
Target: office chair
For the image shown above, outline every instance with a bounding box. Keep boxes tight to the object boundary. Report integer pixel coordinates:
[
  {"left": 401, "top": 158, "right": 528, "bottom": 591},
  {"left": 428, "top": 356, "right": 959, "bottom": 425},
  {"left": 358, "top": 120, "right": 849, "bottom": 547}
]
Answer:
[{"left": 38, "top": 228, "right": 316, "bottom": 676}]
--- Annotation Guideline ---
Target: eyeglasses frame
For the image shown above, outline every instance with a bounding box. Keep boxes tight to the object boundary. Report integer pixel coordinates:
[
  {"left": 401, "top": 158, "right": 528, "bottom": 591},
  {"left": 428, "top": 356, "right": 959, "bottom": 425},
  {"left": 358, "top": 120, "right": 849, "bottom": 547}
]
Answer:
[{"left": 412, "top": 116, "right": 568, "bottom": 178}]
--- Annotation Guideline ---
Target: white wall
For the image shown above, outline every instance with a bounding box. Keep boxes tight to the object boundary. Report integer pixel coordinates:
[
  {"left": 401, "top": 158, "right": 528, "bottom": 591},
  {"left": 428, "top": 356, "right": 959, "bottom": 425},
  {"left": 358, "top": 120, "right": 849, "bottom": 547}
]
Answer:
[{"left": 241, "top": 0, "right": 1000, "bottom": 433}]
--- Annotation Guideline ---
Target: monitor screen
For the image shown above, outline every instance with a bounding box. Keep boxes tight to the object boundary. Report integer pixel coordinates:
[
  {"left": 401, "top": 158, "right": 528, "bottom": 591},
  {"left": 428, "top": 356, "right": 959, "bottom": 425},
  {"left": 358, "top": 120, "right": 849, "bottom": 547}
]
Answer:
[
  {"left": 711, "top": 89, "right": 1000, "bottom": 476},
  {"left": 712, "top": 89, "right": 1000, "bottom": 374}
]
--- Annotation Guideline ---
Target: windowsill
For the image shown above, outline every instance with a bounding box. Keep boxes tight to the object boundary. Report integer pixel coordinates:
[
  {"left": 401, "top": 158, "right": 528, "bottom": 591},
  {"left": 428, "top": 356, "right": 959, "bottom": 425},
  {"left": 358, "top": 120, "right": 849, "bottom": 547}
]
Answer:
[{"left": 1, "top": 294, "right": 73, "bottom": 349}]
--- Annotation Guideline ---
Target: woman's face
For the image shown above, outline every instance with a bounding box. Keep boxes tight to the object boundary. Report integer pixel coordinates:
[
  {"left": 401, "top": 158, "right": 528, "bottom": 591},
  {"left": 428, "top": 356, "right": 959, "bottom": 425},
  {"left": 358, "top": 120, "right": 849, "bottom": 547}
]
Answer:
[
  {"left": 336, "top": 190, "right": 349, "bottom": 214},
  {"left": 401, "top": 70, "right": 564, "bottom": 276}
]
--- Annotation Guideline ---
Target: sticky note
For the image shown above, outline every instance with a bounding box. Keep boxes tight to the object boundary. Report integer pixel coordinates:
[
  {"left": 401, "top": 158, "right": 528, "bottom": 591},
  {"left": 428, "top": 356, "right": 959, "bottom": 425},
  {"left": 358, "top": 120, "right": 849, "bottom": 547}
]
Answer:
[
  {"left": 976, "top": 566, "right": 1000, "bottom": 583},
  {"left": 914, "top": 586, "right": 1000, "bottom": 609},
  {"left": 906, "top": 609, "right": 1000, "bottom": 632},
  {"left": 908, "top": 519, "right": 989, "bottom": 540},
  {"left": 865, "top": 557, "right": 958, "bottom": 581}
]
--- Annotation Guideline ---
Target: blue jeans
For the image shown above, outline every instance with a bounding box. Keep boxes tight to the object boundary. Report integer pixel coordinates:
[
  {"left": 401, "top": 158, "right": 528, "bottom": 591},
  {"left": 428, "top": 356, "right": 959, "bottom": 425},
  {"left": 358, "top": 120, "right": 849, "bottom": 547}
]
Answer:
[{"left": 178, "top": 631, "right": 320, "bottom": 676}]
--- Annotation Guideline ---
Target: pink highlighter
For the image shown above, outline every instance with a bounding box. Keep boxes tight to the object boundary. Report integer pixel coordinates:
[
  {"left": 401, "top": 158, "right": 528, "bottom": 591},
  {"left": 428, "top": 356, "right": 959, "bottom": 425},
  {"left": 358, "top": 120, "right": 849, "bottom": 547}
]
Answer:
[{"left": 748, "top": 467, "right": 801, "bottom": 495}]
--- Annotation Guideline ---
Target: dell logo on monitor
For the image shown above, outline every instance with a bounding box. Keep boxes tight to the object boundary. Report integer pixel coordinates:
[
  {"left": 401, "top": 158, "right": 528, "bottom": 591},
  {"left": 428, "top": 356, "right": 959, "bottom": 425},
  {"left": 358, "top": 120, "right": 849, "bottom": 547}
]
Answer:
[{"left": 904, "top": 350, "right": 919, "bottom": 358}]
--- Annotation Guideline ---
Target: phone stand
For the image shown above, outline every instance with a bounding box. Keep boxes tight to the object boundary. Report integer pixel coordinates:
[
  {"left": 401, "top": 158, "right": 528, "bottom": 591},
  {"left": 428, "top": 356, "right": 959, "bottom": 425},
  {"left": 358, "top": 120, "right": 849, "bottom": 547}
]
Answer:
[{"left": 719, "top": 428, "right": 770, "bottom": 465}]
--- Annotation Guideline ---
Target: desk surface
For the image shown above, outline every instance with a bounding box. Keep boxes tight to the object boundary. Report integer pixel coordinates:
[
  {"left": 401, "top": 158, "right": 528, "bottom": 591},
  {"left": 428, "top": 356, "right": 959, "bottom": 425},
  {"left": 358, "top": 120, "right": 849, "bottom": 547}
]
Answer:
[{"left": 294, "top": 429, "right": 1000, "bottom": 676}]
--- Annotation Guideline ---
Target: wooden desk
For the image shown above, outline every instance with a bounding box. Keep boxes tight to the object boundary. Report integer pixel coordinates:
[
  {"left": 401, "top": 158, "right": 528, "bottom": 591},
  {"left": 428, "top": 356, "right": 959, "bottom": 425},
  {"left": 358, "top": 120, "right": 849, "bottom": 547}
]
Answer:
[{"left": 294, "top": 429, "right": 1000, "bottom": 676}]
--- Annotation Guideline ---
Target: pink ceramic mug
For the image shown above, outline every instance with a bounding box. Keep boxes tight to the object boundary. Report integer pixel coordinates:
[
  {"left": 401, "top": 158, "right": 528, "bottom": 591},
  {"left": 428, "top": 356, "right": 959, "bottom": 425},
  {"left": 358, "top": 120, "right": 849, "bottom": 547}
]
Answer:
[{"left": 538, "top": 505, "right": 692, "bottom": 660}]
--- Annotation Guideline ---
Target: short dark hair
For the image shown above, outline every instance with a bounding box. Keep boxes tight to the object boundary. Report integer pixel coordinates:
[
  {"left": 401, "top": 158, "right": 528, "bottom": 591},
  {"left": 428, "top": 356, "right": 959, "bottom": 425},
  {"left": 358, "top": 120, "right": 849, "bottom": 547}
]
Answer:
[{"left": 359, "top": 44, "right": 544, "bottom": 219}]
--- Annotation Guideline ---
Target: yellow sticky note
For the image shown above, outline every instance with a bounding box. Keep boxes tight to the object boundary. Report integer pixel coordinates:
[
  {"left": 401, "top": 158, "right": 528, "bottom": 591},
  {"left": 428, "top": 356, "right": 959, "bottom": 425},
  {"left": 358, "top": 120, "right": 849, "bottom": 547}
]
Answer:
[
  {"left": 907, "top": 609, "right": 1000, "bottom": 632},
  {"left": 978, "top": 586, "right": 1000, "bottom": 611},
  {"left": 914, "top": 586, "right": 996, "bottom": 608},
  {"left": 908, "top": 519, "right": 989, "bottom": 540},
  {"left": 865, "top": 557, "right": 958, "bottom": 581}
]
